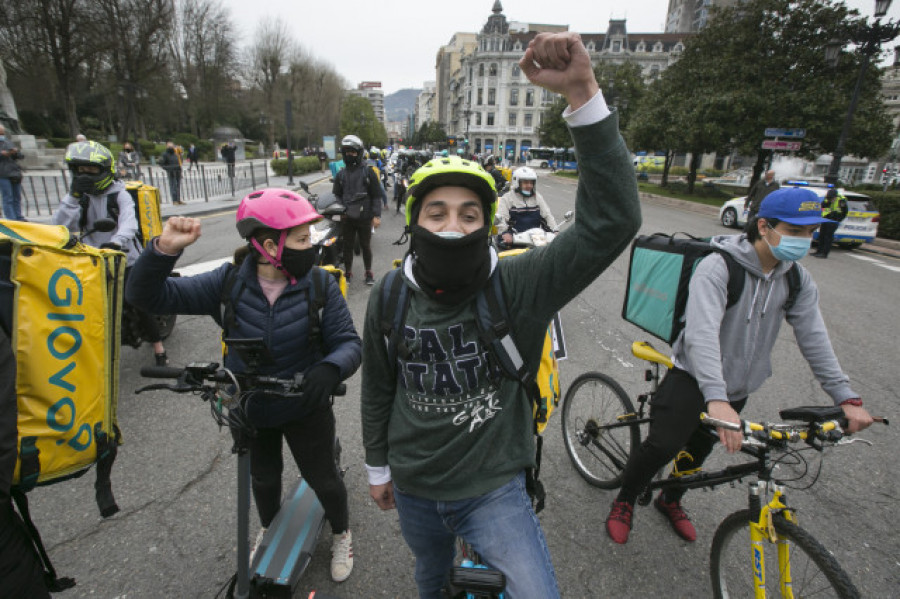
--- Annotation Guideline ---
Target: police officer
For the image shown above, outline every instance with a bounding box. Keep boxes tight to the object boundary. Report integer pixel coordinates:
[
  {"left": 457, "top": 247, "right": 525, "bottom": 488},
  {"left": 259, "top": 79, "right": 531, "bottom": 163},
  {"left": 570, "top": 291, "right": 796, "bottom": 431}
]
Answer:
[{"left": 812, "top": 188, "right": 847, "bottom": 259}]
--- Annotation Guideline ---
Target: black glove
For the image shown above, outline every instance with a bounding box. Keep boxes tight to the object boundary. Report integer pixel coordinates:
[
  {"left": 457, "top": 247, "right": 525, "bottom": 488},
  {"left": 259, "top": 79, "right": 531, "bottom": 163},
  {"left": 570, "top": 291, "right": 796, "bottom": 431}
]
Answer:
[
  {"left": 100, "top": 242, "right": 122, "bottom": 251},
  {"left": 301, "top": 363, "right": 341, "bottom": 408}
]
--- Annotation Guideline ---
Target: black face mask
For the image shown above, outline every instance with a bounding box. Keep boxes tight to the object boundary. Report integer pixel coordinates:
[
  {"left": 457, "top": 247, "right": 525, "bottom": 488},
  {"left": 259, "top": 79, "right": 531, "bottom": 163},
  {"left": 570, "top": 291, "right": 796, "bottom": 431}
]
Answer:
[
  {"left": 72, "top": 174, "right": 101, "bottom": 196},
  {"left": 280, "top": 246, "right": 317, "bottom": 281},
  {"left": 344, "top": 153, "right": 360, "bottom": 167},
  {"left": 410, "top": 225, "right": 492, "bottom": 305}
]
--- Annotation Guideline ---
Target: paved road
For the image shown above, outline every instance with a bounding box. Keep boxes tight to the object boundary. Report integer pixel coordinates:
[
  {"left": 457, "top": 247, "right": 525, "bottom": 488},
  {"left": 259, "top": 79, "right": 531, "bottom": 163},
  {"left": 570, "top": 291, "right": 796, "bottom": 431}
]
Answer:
[{"left": 25, "top": 174, "right": 899, "bottom": 598}]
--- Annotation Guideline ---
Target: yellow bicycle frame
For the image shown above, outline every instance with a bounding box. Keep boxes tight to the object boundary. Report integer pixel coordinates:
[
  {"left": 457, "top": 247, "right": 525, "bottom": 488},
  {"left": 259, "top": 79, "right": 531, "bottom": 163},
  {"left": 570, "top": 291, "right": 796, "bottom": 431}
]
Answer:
[{"left": 749, "top": 485, "right": 797, "bottom": 599}]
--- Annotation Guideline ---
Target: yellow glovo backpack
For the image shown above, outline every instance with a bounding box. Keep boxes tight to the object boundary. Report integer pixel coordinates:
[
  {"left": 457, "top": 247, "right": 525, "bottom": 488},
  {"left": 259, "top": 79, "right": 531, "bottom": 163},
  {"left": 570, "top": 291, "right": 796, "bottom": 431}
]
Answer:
[{"left": 0, "top": 220, "right": 124, "bottom": 516}]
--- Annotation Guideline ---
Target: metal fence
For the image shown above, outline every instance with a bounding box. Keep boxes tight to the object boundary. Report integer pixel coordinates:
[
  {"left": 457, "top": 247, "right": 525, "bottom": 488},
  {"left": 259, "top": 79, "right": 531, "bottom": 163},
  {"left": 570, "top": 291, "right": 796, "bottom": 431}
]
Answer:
[{"left": 17, "top": 161, "right": 270, "bottom": 218}]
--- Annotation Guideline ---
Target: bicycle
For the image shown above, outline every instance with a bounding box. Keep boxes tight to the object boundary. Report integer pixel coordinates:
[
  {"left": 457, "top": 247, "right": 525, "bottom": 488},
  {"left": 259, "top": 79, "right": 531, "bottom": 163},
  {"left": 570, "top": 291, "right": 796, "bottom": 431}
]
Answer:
[
  {"left": 136, "top": 338, "right": 345, "bottom": 599},
  {"left": 561, "top": 340, "right": 888, "bottom": 598}
]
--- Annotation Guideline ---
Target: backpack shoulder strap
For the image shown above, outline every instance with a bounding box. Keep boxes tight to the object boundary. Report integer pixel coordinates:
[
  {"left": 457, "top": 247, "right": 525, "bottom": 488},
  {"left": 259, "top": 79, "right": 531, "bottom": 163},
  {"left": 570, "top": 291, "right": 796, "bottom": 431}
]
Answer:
[
  {"left": 106, "top": 192, "right": 120, "bottom": 222},
  {"left": 379, "top": 268, "right": 412, "bottom": 365},
  {"left": 474, "top": 270, "right": 542, "bottom": 413},
  {"left": 307, "top": 267, "right": 329, "bottom": 356},
  {"left": 219, "top": 265, "right": 242, "bottom": 337},
  {"left": 717, "top": 250, "right": 746, "bottom": 310},
  {"left": 783, "top": 262, "right": 802, "bottom": 312}
]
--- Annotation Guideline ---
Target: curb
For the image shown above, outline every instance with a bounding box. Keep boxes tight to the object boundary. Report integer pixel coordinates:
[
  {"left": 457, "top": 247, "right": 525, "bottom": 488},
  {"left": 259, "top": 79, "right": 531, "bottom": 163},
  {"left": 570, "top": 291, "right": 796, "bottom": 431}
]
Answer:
[{"left": 639, "top": 191, "right": 900, "bottom": 259}]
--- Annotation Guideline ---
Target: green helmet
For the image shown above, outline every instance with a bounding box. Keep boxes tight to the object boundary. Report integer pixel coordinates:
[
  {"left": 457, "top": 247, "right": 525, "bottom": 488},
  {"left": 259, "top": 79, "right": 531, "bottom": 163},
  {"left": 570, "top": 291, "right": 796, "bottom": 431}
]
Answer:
[
  {"left": 65, "top": 141, "right": 116, "bottom": 195},
  {"left": 405, "top": 156, "right": 497, "bottom": 227}
]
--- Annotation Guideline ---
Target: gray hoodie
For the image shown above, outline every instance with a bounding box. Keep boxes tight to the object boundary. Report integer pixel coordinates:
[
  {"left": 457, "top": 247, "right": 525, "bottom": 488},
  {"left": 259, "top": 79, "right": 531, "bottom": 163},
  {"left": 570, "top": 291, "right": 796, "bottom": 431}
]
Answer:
[
  {"left": 671, "top": 234, "right": 855, "bottom": 405},
  {"left": 52, "top": 180, "right": 142, "bottom": 265}
]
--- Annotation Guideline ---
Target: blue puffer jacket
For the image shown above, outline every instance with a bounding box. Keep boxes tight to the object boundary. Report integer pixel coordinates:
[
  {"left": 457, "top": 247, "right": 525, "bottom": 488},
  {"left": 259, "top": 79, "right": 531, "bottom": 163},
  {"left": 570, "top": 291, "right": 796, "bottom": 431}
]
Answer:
[{"left": 125, "top": 243, "right": 362, "bottom": 386}]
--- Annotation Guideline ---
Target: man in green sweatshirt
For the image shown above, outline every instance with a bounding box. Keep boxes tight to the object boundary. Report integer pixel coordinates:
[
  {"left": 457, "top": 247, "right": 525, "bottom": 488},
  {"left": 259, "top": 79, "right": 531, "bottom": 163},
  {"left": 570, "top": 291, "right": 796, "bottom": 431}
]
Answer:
[{"left": 361, "top": 32, "right": 641, "bottom": 598}]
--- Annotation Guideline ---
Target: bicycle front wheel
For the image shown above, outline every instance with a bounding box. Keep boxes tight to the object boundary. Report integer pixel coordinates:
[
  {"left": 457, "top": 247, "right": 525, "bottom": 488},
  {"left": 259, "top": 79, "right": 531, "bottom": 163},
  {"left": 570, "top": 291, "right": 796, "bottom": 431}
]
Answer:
[
  {"left": 710, "top": 509, "right": 860, "bottom": 599},
  {"left": 561, "top": 372, "right": 640, "bottom": 489}
]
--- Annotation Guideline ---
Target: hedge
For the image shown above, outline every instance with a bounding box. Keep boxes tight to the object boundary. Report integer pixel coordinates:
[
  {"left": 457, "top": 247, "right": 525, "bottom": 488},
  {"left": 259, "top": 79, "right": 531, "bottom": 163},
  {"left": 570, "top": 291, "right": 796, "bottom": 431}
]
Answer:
[
  {"left": 269, "top": 156, "right": 321, "bottom": 176},
  {"left": 853, "top": 189, "right": 900, "bottom": 241}
]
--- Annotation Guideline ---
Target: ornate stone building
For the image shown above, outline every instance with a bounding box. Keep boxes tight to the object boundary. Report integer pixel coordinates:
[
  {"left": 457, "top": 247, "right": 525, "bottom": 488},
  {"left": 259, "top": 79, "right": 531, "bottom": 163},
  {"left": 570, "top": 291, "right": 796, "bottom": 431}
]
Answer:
[{"left": 436, "top": 2, "right": 690, "bottom": 160}]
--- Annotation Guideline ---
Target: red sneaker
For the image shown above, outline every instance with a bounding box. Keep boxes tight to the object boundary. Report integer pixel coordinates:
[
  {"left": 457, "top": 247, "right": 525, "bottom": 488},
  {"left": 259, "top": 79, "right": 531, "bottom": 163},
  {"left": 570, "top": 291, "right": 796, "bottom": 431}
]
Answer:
[
  {"left": 605, "top": 500, "right": 634, "bottom": 544},
  {"left": 654, "top": 494, "right": 696, "bottom": 542}
]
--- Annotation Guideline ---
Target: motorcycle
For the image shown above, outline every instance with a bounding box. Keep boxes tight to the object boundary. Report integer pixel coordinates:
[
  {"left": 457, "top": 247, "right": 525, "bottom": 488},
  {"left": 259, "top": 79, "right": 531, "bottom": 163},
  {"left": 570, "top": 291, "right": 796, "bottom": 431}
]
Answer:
[
  {"left": 495, "top": 210, "right": 574, "bottom": 252},
  {"left": 300, "top": 181, "right": 345, "bottom": 268}
]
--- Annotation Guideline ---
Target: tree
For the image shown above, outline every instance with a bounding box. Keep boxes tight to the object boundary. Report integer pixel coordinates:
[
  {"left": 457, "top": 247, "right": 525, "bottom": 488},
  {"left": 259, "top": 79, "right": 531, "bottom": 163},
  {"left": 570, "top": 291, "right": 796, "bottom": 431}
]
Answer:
[
  {"left": 169, "top": 0, "right": 238, "bottom": 138},
  {"left": 660, "top": 0, "right": 892, "bottom": 189},
  {"left": 411, "top": 121, "right": 448, "bottom": 147},
  {"left": 594, "top": 61, "right": 646, "bottom": 146},
  {"left": 340, "top": 95, "right": 386, "bottom": 148},
  {"left": 246, "top": 18, "right": 293, "bottom": 148},
  {"left": 537, "top": 96, "right": 570, "bottom": 148},
  {"left": 0, "top": 0, "right": 106, "bottom": 137}
]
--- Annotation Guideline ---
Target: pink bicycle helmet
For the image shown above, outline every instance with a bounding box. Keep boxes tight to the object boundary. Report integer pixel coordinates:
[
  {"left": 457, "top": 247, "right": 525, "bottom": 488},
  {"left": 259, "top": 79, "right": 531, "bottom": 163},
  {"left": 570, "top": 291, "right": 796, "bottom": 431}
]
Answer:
[
  {"left": 235, "top": 188, "right": 321, "bottom": 282},
  {"left": 235, "top": 188, "right": 321, "bottom": 238}
]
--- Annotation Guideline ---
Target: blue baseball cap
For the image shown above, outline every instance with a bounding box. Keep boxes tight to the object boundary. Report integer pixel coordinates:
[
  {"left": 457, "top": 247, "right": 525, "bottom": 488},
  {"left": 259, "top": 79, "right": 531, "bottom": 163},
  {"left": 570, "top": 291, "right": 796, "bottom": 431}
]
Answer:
[{"left": 757, "top": 188, "right": 830, "bottom": 225}]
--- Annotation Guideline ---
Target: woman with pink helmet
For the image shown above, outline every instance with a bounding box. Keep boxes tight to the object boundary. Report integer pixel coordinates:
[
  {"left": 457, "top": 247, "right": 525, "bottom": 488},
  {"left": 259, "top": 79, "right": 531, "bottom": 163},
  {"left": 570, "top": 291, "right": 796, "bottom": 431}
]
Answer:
[{"left": 125, "top": 188, "right": 361, "bottom": 583}]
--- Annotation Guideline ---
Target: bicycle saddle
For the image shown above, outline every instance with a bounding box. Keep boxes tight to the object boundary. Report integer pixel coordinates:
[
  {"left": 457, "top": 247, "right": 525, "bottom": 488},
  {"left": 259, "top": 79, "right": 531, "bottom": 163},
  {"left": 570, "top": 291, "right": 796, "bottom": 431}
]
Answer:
[{"left": 779, "top": 405, "right": 844, "bottom": 423}]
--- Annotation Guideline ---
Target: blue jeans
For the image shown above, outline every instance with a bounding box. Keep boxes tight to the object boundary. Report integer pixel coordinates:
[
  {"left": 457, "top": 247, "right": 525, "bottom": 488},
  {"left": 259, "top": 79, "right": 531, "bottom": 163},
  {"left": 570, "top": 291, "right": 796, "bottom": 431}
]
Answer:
[
  {"left": 394, "top": 472, "right": 559, "bottom": 599},
  {"left": 167, "top": 174, "right": 181, "bottom": 203},
  {"left": 0, "top": 177, "right": 24, "bottom": 220}
]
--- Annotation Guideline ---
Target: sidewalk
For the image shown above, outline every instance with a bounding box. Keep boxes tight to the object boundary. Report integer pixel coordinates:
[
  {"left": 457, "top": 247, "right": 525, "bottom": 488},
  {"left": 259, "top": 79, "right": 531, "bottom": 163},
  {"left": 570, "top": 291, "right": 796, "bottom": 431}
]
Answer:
[{"left": 640, "top": 192, "right": 900, "bottom": 259}]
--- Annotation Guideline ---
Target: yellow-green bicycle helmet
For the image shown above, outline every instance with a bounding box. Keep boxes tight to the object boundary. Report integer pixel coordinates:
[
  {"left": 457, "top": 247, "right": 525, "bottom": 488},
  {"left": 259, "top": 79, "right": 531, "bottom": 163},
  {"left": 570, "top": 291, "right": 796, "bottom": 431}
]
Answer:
[{"left": 405, "top": 156, "right": 498, "bottom": 227}]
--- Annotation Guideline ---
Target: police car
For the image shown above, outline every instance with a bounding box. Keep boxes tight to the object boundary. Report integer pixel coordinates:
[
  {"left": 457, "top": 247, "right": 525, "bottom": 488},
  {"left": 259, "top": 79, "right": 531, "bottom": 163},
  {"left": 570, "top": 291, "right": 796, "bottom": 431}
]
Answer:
[{"left": 718, "top": 181, "right": 880, "bottom": 248}]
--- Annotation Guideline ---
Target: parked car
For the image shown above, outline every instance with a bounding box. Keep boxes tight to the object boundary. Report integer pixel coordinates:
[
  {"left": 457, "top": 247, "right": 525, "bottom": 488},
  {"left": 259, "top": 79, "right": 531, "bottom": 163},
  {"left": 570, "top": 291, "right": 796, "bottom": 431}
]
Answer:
[{"left": 718, "top": 182, "right": 879, "bottom": 248}]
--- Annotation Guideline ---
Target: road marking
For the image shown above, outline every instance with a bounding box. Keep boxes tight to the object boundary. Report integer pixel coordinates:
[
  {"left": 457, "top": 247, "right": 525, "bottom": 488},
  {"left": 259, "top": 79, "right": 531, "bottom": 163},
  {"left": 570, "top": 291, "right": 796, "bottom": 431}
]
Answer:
[
  {"left": 174, "top": 257, "right": 231, "bottom": 276},
  {"left": 849, "top": 254, "right": 900, "bottom": 272}
]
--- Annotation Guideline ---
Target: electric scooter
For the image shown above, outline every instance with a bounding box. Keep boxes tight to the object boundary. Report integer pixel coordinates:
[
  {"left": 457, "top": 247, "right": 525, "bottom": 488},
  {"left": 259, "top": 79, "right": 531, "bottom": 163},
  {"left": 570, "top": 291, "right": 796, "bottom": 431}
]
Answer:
[{"left": 136, "top": 338, "right": 345, "bottom": 598}]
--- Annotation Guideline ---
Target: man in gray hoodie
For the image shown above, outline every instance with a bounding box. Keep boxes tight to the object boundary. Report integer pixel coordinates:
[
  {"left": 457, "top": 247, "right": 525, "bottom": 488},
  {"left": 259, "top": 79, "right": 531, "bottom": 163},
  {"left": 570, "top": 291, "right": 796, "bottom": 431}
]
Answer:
[{"left": 606, "top": 187, "right": 874, "bottom": 545}]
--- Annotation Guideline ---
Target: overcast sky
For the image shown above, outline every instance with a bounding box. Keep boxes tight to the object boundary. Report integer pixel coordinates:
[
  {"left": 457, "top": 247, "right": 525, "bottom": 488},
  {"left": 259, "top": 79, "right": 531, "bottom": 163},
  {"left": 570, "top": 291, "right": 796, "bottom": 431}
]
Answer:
[{"left": 222, "top": 0, "right": 899, "bottom": 95}]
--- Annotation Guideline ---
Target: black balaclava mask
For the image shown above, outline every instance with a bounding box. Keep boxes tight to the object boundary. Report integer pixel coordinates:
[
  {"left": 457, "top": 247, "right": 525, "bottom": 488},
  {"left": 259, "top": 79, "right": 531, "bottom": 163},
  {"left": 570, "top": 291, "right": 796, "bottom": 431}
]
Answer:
[
  {"left": 410, "top": 225, "right": 492, "bottom": 305},
  {"left": 280, "top": 246, "right": 317, "bottom": 281}
]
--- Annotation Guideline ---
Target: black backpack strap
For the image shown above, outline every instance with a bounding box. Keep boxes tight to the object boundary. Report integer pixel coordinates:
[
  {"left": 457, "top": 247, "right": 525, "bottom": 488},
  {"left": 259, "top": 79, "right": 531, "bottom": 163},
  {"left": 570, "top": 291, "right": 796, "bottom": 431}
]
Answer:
[
  {"left": 475, "top": 271, "right": 541, "bottom": 416},
  {"left": 718, "top": 251, "right": 746, "bottom": 310},
  {"left": 106, "top": 192, "right": 120, "bottom": 222},
  {"left": 219, "top": 265, "right": 242, "bottom": 338},
  {"left": 783, "top": 262, "right": 802, "bottom": 312},
  {"left": 77, "top": 196, "right": 90, "bottom": 232},
  {"left": 475, "top": 270, "right": 547, "bottom": 513},
  {"left": 307, "top": 268, "right": 329, "bottom": 357},
  {"left": 10, "top": 488, "right": 77, "bottom": 592},
  {"left": 379, "top": 268, "right": 412, "bottom": 365}
]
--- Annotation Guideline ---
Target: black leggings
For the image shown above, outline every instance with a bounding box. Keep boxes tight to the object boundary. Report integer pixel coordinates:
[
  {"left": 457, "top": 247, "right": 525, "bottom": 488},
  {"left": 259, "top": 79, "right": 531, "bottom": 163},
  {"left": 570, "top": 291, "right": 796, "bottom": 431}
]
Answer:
[
  {"left": 618, "top": 368, "right": 746, "bottom": 504},
  {"left": 250, "top": 405, "right": 348, "bottom": 533},
  {"left": 340, "top": 217, "right": 373, "bottom": 274}
]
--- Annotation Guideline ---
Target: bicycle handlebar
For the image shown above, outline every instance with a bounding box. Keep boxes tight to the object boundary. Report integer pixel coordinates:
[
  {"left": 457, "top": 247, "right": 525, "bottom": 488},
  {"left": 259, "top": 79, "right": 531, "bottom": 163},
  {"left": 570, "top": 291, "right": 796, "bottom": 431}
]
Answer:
[
  {"left": 136, "top": 362, "right": 346, "bottom": 397},
  {"left": 701, "top": 412, "right": 887, "bottom": 447}
]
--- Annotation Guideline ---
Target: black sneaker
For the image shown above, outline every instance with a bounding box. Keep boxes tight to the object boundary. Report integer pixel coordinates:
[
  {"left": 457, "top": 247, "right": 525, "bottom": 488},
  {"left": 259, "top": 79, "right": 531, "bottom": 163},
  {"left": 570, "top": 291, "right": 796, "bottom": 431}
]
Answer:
[
  {"left": 155, "top": 352, "right": 168, "bottom": 367},
  {"left": 365, "top": 271, "right": 375, "bottom": 286}
]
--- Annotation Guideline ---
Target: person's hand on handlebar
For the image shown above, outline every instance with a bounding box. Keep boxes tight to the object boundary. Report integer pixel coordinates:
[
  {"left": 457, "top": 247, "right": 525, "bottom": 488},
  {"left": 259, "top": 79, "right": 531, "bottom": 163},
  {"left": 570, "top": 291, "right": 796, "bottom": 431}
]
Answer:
[
  {"left": 157, "top": 216, "right": 202, "bottom": 255},
  {"left": 707, "top": 400, "right": 743, "bottom": 453},
  {"left": 841, "top": 402, "right": 874, "bottom": 434},
  {"left": 369, "top": 482, "right": 395, "bottom": 510},
  {"left": 501, "top": 232, "right": 513, "bottom": 245}
]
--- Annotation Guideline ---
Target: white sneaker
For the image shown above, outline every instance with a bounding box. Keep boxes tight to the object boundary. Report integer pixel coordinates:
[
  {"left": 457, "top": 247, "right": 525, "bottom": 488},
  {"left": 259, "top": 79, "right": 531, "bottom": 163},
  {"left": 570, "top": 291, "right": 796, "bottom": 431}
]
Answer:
[
  {"left": 330, "top": 530, "right": 354, "bottom": 582},
  {"left": 250, "top": 527, "right": 266, "bottom": 563}
]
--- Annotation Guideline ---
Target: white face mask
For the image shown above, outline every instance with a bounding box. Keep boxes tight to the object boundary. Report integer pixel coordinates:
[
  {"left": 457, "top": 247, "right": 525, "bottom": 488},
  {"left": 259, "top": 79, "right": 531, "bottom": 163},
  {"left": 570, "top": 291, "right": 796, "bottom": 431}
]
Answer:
[{"left": 434, "top": 231, "right": 465, "bottom": 240}]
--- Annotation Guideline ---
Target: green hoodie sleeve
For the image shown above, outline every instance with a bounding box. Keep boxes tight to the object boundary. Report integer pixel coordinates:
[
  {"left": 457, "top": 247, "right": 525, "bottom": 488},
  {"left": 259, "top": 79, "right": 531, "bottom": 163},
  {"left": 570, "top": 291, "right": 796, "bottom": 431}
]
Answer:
[
  {"left": 500, "top": 111, "right": 642, "bottom": 360},
  {"left": 360, "top": 281, "right": 395, "bottom": 467}
]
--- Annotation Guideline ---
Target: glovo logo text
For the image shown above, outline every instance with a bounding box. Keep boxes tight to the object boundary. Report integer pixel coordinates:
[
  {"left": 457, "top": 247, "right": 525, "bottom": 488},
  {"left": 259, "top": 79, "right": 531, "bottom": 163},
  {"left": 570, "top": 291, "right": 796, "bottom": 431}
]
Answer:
[{"left": 45, "top": 268, "right": 92, "bottom": 452}]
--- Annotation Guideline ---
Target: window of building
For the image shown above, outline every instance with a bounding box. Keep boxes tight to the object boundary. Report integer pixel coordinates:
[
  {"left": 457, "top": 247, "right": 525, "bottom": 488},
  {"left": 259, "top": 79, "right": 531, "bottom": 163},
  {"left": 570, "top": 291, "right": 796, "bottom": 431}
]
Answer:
[
  {"left": 468, "top": 67, "right": 473, "bottom": 80},
  {"left": 525, "top": 89, "right": 534, "bottom": 107},
  {"left": 512, "top": 64, "right": 521, "bottom": 77},
  {"left": 477, "top": 88, "right": 483, "bottom": 105},
  {"left": 636, "top": 42, "right": 646, "bottom": 52},
  {"left": 476, "top": 112, "right": 482, "bottom": 125},
  {"left": 508, "top": 112, "right": 517, "bottom": 126},
  {"left": 653, "top": 42, "right": 663, "bottom": 52},
  {"left": 478, "top": 63, "right": 484, "bottom": 76},
  {"left": 524, "top": 113, "right": 533, "bottom": 127},
  {"left": 673, "top": 43, "right": 684, "bottom": 53},
  {"left": 488, "top": 88, "right": 496, "bottom": 105},
  {"left": 613, "top": 41, "right": 621, "bottom": 53},
  {"left": 650, "top": 65, "right": 660, "bottom": 80},
  {"left": 489, "top": 63, "right": 498, "bottom": 76},
  {"left": 487, "top": 112, "right": 495, "bottom": 126},
  {"left": 509, "top": 88, "right": 519, "bottom": 106},
  {"left": 587, "top": 41, "right": 596, "bottom": 52},
  {"left": 513, "top": 41, "right": 522, "bottom": 52}
]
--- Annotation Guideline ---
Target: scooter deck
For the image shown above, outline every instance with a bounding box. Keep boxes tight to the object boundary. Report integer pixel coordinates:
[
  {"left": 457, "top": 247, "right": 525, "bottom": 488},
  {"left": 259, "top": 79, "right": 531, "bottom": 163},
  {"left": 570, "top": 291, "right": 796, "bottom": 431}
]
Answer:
[{"left": 250, "top": 477, "right": 326, "bottom": 596}]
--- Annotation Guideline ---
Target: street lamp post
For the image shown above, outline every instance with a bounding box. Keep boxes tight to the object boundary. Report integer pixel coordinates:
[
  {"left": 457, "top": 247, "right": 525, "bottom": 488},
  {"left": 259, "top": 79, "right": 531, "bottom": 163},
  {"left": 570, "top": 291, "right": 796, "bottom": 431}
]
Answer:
[
  {"left": 824, "top": 0, "right": 899, "bottom": 185},
  {"left": 463, "top": 105, "right": 472, "bottom": 157}
]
